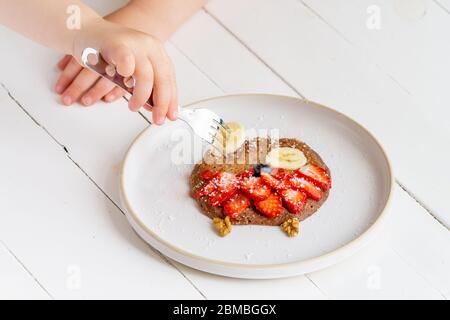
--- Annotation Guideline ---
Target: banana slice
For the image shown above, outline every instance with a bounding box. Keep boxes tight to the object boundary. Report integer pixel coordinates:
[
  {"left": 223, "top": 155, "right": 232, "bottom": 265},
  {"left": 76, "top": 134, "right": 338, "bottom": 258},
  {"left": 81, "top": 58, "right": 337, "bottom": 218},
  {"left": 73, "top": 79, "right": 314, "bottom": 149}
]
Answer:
[
  {"left": 211, "top": 122, "right": 246, "bottom": 155},
  {"left": 266, "top": 147, "right": 307, "bottom": 170}
]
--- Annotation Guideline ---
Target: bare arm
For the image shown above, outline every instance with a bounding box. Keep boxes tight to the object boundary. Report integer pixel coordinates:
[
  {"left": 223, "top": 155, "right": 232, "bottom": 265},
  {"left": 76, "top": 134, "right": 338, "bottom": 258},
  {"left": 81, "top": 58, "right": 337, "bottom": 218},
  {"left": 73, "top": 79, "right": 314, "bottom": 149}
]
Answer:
[
  {"left": 1, "top": 0, "right": 181, "bottom": 121},
  {"left": 54, "top": 0, "right": 206, "bottom": 111},
  {"left": 0, "top": 0, "right": 102, "bottom": 56},
  {"left": 107, "top": 0, "right": 207, "bottom": 41}
]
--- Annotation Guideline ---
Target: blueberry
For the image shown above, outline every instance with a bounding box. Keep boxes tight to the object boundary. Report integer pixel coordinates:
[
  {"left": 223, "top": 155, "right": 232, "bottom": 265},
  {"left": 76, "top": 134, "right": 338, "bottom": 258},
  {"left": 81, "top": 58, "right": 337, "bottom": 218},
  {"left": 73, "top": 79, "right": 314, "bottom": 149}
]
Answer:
[{"left": 253, "top": 164, "right": 271, "bottom": 177}]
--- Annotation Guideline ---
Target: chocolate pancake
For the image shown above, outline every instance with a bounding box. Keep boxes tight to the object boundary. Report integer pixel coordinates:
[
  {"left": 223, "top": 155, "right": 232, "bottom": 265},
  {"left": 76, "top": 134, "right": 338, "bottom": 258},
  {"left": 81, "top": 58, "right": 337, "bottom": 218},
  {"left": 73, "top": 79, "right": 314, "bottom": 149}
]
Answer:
[{"left": 190, "top": 138, "right": 330, "bottom": 226}]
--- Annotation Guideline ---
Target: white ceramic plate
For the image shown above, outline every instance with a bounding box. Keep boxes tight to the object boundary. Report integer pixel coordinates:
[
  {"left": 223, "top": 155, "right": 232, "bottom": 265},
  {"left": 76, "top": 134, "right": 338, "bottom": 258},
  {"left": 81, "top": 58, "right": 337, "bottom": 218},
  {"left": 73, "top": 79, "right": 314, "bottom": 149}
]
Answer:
[{"left": 120, "top": 94, "right": 393, "bottom": 279}]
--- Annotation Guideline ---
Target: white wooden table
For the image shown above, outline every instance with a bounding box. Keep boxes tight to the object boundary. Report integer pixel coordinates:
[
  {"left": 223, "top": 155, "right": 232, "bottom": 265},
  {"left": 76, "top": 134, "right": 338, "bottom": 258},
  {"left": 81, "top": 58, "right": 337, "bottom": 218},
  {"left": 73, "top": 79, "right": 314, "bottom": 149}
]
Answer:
[{"left": 0, "top": 0, "right": 449, "bottom": 300}]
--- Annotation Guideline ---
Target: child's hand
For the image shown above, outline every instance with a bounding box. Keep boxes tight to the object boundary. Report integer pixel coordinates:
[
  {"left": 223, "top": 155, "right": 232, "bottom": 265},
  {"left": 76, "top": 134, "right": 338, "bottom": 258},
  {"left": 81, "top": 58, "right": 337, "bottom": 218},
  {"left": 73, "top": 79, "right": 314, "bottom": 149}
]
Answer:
[
  {"left": 55, "top": 55, "right": 127, "bottom": 106},
  {"left": 72, "top": 20, "right": 178, "bottom": 125}
]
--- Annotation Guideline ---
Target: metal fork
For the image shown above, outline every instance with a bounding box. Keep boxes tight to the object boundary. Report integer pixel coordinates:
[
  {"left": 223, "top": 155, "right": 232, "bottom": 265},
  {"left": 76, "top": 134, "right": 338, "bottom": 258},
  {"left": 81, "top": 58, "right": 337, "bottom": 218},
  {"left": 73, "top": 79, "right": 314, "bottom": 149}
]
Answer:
[{"left": 81, "top": 48, "right": 228, "bottom": 150}]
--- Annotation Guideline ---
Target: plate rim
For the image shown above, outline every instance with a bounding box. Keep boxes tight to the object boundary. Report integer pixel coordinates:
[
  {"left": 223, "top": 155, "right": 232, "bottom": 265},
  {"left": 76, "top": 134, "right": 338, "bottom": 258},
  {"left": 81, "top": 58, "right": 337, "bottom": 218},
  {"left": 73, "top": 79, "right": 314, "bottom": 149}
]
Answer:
[{"left": 119, "top": 93, "right": 395, "bottom": 270}]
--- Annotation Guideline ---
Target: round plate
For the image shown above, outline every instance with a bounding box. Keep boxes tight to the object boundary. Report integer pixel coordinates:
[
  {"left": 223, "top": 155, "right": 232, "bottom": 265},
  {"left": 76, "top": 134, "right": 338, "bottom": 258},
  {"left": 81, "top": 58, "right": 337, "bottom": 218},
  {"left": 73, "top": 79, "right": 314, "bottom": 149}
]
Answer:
[{"left": 120, "top": 94, "right": 393, "bottom": 279}]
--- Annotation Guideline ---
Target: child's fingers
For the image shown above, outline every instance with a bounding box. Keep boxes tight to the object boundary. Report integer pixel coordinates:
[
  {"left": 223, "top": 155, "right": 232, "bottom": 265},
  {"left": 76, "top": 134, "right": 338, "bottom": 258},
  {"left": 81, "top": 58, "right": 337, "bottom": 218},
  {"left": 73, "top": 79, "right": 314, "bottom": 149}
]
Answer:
[
  {"left": 61, "top": 68, "right": 99, "bottom": 106},
  {"left": 167, "top": 76, "right": 178, "bottom": 121},
  {"left": 102, "top": 43, "right": 135, "bottom": 78},
  {"left": 128, "top": 59, "right": 154, "bottom": 113},
  {"left": 57, "top": 55, "right": 72, "bottom": 70},
  {"left": 55, "top": 58, "right": 83, "bottom": 94},
  {"left": 148, "top": 52, "right": 175, "bottom": 125},
  {"left": 81, "top": 77, "right": 116, "bottom": 106},
  {"left": 104, "top": 87, "right": 126, "bottom": 103}
]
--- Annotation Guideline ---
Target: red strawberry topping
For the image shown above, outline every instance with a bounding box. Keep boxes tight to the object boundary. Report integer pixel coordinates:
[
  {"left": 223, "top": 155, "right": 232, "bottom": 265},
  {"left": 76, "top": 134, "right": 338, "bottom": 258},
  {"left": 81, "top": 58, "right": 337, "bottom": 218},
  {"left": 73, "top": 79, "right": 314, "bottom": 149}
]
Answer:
[
  {"left": 270, "top": 168, "right": 289, "bottom": 180},
  {"left": 240, "top": 176, "right": 271, "bottom": 201},
  {"left": 296, "top": 164, "right": 331, "bottom": 190},
  {"left": 261, "top": 172, "right": 281, "bottom": 190},
  {"left": 196, "top": 163, "right": 330, "bottom": 220},
  {"left": 195, "top": 172, "right": 238, "bottom": 206},
  {"left": 223, "top": 192, "right": 251, "bottom": 218},
  {"left": 279, "top": 189, "right": 307, "bottom": 214},
  {"left": 200, "top": 169, "right": 219, "bottom": 181},
  {"left": 195, "top": 179, "right": 216, "bottom": 199},
  {"left": 289, "top": 175, "right": 323, "bottom": 201},
  {"left": 236, "top": 169, "right": 255, "bottom": 180},
  {"left": 254, "top": 193, "right": 283, "bottom": 218},
  {"left": 208, "top": 172, "right": 238, "bottom": 206}
]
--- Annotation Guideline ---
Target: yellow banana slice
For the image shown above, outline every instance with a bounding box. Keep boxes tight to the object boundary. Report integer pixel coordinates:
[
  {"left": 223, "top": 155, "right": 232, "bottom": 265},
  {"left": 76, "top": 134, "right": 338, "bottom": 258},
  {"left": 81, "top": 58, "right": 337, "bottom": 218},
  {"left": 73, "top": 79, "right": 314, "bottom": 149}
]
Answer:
[
  {"left": 265, "top": 147, "right": 307, "bottom": 170},
  {"left": 212, "top": 122, "right": 246, "bottom": 155}
]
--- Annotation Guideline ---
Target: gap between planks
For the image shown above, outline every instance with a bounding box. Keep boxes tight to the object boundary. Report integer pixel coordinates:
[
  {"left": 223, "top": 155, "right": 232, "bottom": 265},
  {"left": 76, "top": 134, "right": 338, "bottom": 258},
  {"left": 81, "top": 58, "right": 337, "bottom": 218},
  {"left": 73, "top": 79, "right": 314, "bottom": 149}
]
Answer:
[
  {"left": 0, "top": 239, "right": 54, "bottom": 299},
  {"left": 0, "top": 82, "right": 208, "bottom": 300},
  {"left": 434, "top": 0, "right": 450, "bottom": 14}
]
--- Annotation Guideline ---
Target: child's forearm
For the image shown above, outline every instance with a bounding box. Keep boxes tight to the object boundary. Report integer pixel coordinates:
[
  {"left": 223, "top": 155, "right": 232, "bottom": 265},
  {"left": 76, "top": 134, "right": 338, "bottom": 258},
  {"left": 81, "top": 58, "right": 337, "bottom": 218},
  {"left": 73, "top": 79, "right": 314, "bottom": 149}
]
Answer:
[
  {"left": 106, "top": 0, "right": 207, "bottom": 41},
  {"left": 0, "top": 0, "right": 102, "bottom": 55}
]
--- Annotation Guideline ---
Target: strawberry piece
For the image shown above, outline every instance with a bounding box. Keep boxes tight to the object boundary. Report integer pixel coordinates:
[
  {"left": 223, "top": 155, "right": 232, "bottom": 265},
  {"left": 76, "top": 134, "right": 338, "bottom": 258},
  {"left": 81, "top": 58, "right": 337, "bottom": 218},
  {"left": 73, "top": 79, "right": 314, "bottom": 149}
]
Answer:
[
  {"left": 208, "top": 189, "right": 237, "bottom": 206},
  {"left": 296, "top": 164, "right": 331, "bottom": 190},
  {"left": 261, "top": 172, "right": 281, "bottom": 190},
  {"left": 289, "top": 176, "right": 323, "bottom": 201},
  {"left": 254, "top": 193, "right": 283, "bottom": 218},
  {"left": 195, "top": 179, "right": 216, "bottom": 199},
  {"left": 223, "top": 192, "right": 251, "bottom": 218},
  {"left": 270, "top": 168, "right": 289, "bottom": 180},
  {"left": 200, "top": 169, "right": 219, "bottom": 181},
  {"left": 208, "top": 172, "right": 238, "bottom": 206},
  {"left": 279, "top": 189, "right": 307, "bottom": 214},
  {"left": 262, "top": 171, "right": 294, "bottom": 191},
  {"left": 236, "top": 169, "right": 255, "bottom": 180},
  {"left": 195, "top": 172, "right": 238, "bottom": 205},
  {"left": 239, "top": 176, "right": 271, "bottom": 201}
]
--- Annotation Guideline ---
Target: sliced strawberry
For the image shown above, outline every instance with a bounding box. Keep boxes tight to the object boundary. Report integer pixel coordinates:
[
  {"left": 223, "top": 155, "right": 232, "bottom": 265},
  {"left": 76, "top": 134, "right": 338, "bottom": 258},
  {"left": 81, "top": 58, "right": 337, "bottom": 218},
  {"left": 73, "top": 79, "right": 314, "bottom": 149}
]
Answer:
[
  {"left": 263, "top": 171, "right": 295, "bottom": 191},
  {"left": 261, "top": 172, "right": 281, "bottom": 190},
  {"left": 254, "top": 193, "right": 283, "bottom": 218},
  {"left": 239, "top": 176, "right": 271, "bottom": 201},
  {"left": 270, "top": 168, "right": 289, "bottom": 180},
  {"left": 223, "top": 192, "right": 251, "bottom": 218},
  {"left": 296, "top": 164, "right": 331, "bottom": 190},
  {"left": 208, "top": 189, "right": 237, "bottom": 206},
  {"left": 279, "top": 189, "right": 307, "bottom": 214},
  {"left": 260, "top": 172, "right": 285, "bottom": 190},
  {"left": 196, "top": 172, "right": 238, "bottom": 205},
  {"left": 236, "top": 169, "right": 255, "bottom": 180},
  {"left": 195, "top": 179, "right": 216, "bottom": 199},
  {"left": 208, "top": 172, "right": 238, "bottom": 206},
  {"left": 200, "top": 169, "right": 219, "bottom": 181},
  {"left": 289, "top": 176, "right": 323, "bottom": 201}
]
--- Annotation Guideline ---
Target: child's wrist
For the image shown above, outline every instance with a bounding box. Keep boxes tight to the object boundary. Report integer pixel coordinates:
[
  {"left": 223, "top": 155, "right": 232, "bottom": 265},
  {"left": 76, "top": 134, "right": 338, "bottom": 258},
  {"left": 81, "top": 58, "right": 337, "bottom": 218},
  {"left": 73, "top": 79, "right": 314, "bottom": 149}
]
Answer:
[
  {"left": 71, "top": 16, "right": 108, "bottom": 61},
  {"left": 107, "top": 2, "right": 172, "bottom": 41}
]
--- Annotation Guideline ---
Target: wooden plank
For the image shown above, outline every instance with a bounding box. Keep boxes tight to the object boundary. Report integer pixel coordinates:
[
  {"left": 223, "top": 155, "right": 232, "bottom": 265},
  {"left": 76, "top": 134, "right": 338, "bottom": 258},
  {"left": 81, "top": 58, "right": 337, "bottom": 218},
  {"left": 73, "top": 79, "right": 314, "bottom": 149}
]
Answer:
[
  {"left": 0, "top": 74, "right": 202, "bottom": 300},
  {"left": 306, "top": 186, "right": 447, "bottom": 299},
  {"left": 300, "top": 0, "right": 450, "bottom": 144},
  {"left": 206, "top": 0, "right": 450, "bottom": 227},
  {"left": 308, "top": 240, "right": 444, "bottom": 299},
  {"left": 171, "top": 11, "right": 297, "bottom": 96},
  {"left": 386, "top": 185, "right": 450, "bottom": 296},
  {"left": 175, "top": 262, "right": 327, "bottom": 299},
  {"left": 173, "top": 186, "right": 447, "bottom": 299},
  {"left": 0, "top": 242, "right": 50, "bottom": 300}
]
